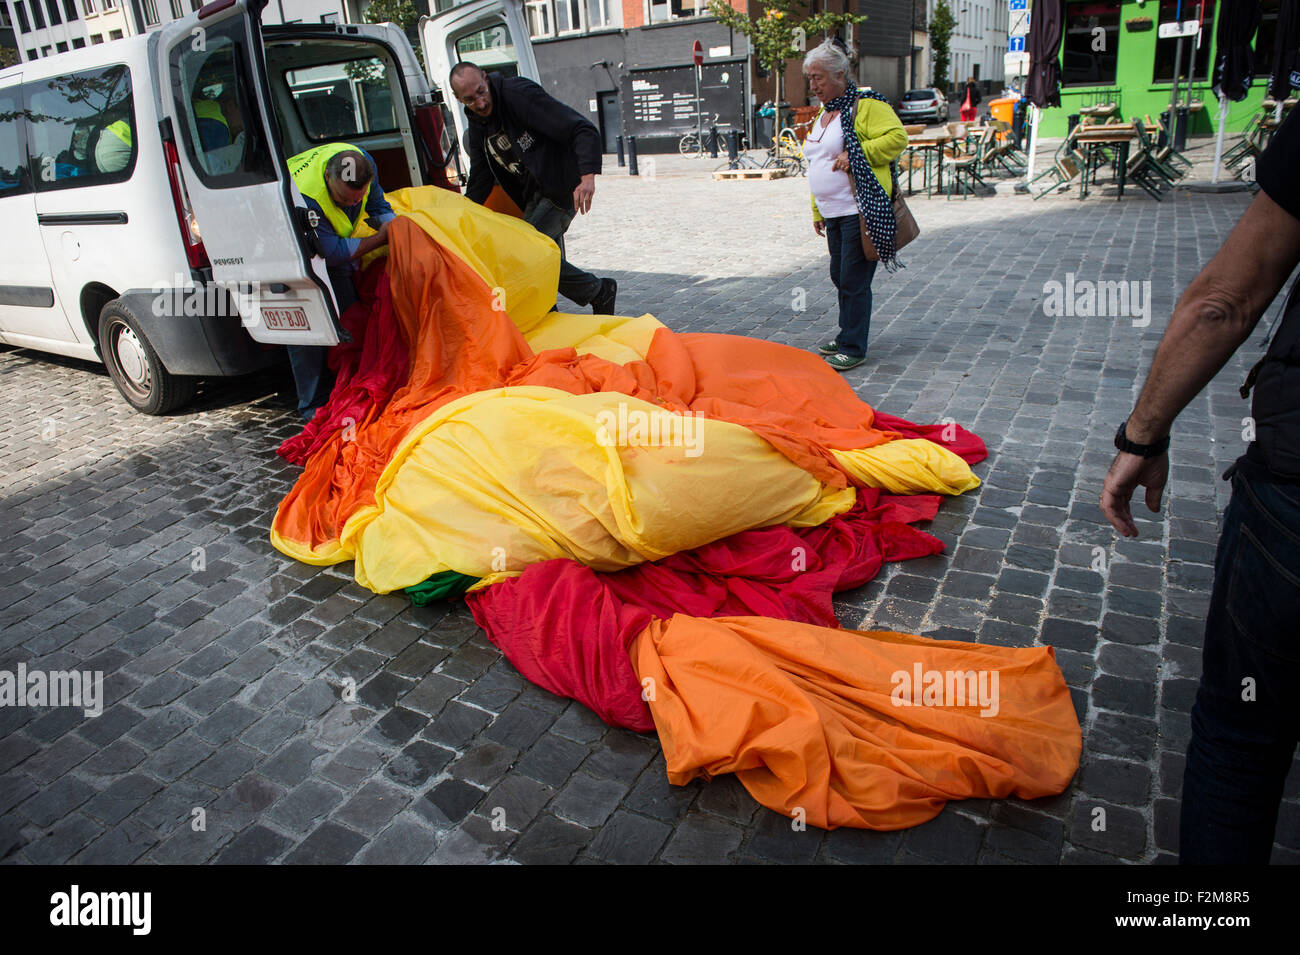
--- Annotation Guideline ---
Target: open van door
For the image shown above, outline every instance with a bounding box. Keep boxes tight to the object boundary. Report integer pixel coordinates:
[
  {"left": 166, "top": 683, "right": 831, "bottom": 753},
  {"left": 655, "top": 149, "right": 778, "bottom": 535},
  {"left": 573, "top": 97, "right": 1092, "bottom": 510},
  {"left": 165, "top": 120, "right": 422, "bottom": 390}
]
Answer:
[
  {"left": 420, "top": 0, "right": 540, "bottom": 152},
  {"left": 156, "top": 0, "right": 341, "bottom": 346}
]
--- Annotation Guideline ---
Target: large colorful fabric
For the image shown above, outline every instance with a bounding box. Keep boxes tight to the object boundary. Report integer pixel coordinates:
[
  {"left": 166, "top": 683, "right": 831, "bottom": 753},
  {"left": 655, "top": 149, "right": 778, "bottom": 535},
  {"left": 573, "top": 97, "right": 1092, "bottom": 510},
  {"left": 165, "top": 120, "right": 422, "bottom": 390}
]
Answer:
[
  {"left": 271, "top": 186, "right": 983, "bottom": 593},
  {"left": 262, "top": 186, "right": 1077, "bottom": 832}
]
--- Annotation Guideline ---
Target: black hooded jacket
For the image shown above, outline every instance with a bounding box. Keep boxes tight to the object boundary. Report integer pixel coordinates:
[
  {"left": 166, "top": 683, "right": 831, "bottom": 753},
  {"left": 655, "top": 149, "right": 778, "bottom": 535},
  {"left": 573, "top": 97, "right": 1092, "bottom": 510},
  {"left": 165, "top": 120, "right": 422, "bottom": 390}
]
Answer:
[{"left": 463, "top": 71, "right": 603, "bottom": 211}]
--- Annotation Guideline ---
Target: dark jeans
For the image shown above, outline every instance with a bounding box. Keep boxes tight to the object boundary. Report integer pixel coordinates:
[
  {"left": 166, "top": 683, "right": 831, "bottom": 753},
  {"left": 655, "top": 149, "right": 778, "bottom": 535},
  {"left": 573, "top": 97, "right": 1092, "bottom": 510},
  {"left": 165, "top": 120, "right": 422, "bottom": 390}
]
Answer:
[
  {"left": 1180, "top": 466, "right": 1300, "bottom": 863},
  {"left": 522, "top": 193, "right": 604, "bottom": 307},
  {"left": 824, "top": 214, "right": 878, "bottom": 358},
  {"left": 286, "top": 266, "right": 356, "bottom": 418}
]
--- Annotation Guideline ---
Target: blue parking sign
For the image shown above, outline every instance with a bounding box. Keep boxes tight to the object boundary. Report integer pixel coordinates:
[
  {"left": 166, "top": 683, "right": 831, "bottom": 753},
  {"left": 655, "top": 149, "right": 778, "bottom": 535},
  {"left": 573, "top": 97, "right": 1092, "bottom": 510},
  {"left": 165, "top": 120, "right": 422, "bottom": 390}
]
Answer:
[
  {"left": 1008, "top": 36, "right": 1026, "bottom": 52},
  {"left": 1010, "top": 0, "right": 1027, "bottom": 9}
]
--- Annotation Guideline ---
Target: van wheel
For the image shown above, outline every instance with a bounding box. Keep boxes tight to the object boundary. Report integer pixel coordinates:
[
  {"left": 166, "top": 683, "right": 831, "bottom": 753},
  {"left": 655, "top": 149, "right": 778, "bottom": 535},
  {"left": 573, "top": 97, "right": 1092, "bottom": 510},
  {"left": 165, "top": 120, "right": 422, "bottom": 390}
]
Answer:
[{"left": 98, "top": 300, "right": 197, "bottom": 415}]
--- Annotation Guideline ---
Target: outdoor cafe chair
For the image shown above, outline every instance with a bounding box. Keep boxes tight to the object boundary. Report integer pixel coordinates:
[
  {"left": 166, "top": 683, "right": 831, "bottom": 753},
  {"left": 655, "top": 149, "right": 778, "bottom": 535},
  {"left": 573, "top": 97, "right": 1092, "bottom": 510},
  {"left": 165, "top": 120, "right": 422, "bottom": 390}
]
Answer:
[{"left": 1031, "top": 135, "right": 1085, "bottom": 199}]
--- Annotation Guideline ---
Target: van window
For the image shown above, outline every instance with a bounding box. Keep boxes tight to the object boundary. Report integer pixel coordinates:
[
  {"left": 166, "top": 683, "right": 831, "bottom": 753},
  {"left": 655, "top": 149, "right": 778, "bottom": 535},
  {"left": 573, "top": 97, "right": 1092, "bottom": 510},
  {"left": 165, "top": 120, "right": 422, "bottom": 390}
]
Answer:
[
  {"left": 26, "top": 64, "right": 136, "bottom": 190},
  {"left": 455, "top": 24, "right": 523, "bottom": 78},
  {"left": 0, "top": 87, "right": 32, "bottom": 198},
  {"left": 285, "top": 57, "right": 398, "bottom": 143},
  {"left": 170, "top": 14, "right": 277, "bottom": 188}
]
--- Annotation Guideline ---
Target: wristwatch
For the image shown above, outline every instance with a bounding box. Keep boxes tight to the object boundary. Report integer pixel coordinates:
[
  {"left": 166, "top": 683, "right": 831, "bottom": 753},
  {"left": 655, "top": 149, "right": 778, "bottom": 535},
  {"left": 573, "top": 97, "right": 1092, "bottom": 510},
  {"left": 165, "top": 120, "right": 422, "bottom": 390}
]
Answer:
[{"left": 1114, "top": 420, "right": 1170, "bottom": 458}]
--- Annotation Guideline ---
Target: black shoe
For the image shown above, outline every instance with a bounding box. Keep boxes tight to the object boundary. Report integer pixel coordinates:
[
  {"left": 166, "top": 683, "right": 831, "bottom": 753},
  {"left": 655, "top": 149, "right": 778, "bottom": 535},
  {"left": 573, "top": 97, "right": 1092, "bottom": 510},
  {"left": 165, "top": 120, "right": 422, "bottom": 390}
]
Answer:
[{"left": 591, "top": 278, "right": 617, "bottom": 315}]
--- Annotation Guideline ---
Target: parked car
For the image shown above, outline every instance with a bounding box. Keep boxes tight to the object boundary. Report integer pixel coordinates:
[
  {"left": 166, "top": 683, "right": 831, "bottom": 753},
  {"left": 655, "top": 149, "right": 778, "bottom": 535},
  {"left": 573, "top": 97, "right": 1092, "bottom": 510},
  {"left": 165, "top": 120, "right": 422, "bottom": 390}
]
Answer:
[
  {"left": 0, "top": 0, "right": 530, "bottom": 414},
  {"left": 898, "top": 88, "right": 948, "bottom": 124}
]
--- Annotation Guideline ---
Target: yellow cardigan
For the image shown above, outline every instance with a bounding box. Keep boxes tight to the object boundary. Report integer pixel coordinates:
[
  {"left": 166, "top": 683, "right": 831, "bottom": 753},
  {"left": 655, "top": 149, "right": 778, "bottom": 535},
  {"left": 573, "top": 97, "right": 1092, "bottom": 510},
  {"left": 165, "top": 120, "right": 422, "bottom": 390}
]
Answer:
[{"left": 810, "top": 97, "right": 908, "bottom": 221}]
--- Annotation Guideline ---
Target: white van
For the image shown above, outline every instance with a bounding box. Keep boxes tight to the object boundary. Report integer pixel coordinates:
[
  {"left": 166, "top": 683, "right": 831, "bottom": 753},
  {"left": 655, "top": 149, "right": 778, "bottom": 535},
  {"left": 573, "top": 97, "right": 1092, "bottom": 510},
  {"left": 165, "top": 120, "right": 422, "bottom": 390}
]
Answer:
[{"left": 0, "top": 0, "right": 537, "bottom": 414}]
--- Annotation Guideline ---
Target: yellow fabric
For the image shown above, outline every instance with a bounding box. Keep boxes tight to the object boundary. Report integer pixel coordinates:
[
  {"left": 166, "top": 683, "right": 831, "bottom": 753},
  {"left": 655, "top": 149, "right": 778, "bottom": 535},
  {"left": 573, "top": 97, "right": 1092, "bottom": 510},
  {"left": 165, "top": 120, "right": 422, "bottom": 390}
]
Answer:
[
  {"left": 335, "top": 387, "right": 853, "bottom": 594},
  {"left": 521, "top": 311, "right": 663, "bottom": 364},
  {"left": 288, "top": 142, "right": 372, "bottom": 239},
  {"left": 105, "top": 120, "right": 132, "bottom": 148},
  {"left": 810, "top": 97, "right": 907, "bottom": 222},
  {"left": 833, "top": 439, "right": 981, "bottom": 495}
]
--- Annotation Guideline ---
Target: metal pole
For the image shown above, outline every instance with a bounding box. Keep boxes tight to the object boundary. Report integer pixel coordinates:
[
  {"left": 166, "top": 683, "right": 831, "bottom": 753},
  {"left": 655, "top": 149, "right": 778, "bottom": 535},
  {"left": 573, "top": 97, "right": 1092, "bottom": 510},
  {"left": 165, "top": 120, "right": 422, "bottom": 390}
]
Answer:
[
  {"left": 1026, "top": 104, "right": 1041, "bottom": 182},
  {"left": 1211, "top": 92, "right": 1228, "bottom": 183},
  {"left": 628, "top": 136, "right": 639, "bottom": 176},
  {"left": 617, "top": 135, "right": 625, "bottom": 168},
  {"left": 695, "top": 63, "right": 702, "bottom": 149}
]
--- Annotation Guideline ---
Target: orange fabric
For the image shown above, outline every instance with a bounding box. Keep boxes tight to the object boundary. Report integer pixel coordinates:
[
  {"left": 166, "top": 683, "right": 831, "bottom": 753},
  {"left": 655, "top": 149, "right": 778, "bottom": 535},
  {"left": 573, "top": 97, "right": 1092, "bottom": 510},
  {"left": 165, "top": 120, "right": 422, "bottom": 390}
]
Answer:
[
  {"left": 274, "top": 217, "right": 913, "bottom": 555},
  {"left": 631, "top": 615, "right": 1081, "bottom": 830}
]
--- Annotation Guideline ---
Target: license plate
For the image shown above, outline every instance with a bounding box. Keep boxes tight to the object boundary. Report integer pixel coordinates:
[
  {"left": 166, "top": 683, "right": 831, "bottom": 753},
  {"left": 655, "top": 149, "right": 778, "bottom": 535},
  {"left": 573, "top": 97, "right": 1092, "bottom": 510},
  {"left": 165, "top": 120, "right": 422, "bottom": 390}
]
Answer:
[{"left": 261, "top": 306, "right": 310, "bottom": 331}]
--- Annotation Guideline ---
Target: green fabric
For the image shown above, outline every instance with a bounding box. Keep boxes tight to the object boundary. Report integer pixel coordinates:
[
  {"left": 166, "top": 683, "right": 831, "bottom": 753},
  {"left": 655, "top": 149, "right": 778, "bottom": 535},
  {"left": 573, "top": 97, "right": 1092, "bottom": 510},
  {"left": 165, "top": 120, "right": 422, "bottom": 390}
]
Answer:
[{"left": 405, "top": 570, "right": 480, "bottom": 605}]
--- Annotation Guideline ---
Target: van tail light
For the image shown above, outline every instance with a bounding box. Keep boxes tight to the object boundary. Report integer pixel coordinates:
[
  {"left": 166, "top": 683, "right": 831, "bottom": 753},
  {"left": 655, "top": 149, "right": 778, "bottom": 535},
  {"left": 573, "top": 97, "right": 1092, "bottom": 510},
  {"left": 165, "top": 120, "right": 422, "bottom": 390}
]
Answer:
[{"left": 163, "top": 139, "right": 210, "bottom": 271}]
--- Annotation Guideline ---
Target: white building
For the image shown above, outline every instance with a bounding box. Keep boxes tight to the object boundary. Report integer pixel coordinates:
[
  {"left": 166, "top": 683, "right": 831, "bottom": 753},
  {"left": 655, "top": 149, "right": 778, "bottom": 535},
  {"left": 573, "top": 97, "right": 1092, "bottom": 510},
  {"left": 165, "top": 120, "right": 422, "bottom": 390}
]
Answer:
[
  {"left": 3, "top": 0, "right": 364, "bottom": 63},
  {"left": 928, "top": 0, "right": 1009, "bottom": 91}
]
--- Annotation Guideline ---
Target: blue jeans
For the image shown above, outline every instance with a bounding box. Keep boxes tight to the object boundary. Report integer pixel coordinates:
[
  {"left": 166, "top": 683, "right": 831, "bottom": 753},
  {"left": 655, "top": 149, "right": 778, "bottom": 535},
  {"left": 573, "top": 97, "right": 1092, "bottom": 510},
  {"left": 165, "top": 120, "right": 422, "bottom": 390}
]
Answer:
[
  {"left": 522, "top": 193, "right": 603, "bottom": 307},
  {"left": 825, "top": 214, "right": 878, "bottom": 357},
  {"left": 1180, "top": 466, "right": 1300, "bottom": 863},
  {"left": 286, "top": 266, "right": 357, "bottom": 418}
]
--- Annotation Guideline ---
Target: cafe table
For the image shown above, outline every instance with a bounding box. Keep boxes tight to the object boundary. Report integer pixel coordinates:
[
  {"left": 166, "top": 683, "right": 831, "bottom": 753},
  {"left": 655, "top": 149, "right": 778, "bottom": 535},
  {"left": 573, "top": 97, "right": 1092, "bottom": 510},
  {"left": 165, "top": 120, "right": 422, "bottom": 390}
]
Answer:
[
  {"left": 904, "top": 133, "right": 951, "bottom": 197},
  {"left": 1073, "top": 124, "right": 1137, "bottom": 200}
]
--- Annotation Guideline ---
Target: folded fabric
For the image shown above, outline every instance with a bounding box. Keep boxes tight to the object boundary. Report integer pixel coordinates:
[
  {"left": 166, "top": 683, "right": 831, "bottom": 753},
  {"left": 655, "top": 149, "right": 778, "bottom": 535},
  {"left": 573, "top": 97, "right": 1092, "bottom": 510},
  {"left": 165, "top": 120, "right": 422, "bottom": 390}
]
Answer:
[{"left": 632, "top": 615, "right": 1082, "bottom": 830}]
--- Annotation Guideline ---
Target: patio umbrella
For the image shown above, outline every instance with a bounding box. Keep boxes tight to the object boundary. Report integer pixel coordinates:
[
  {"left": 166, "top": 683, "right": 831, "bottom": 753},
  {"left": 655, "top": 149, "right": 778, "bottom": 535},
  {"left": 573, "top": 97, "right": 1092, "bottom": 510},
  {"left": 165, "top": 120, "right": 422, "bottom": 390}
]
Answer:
[
  {"left": 1024, "top": 0, "right": 1064, "bottom": 109},
  {"left": 1023, "top": 0, "right": 1064, "bottom": 183},
  {"left": 1212, "top": 1, "right": 1263, "bottom": 181},
  {"left": 1213, "top": 0, "right": 1261, "bottom": 101},
  {"left": 1269, "top": 0, "right": 1300, "bottom": 99}
]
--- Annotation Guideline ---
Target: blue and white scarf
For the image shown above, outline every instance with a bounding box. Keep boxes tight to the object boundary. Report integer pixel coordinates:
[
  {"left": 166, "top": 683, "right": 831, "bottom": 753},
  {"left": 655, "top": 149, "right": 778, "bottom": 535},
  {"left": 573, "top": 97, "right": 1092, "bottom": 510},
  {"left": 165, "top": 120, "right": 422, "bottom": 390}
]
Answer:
[{"left": 823, "top": 86, "right": 903, "bottom": 272}]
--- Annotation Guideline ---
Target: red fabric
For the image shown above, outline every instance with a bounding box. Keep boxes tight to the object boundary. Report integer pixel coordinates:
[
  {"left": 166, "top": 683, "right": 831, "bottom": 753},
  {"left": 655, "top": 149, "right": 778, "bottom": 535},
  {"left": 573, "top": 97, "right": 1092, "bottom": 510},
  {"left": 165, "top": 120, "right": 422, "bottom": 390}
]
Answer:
[
  {"left": 466, "top": 491, "right": 946, "bottom": 732},
  {"left": 872, "top": 411, "right": 988, "bottom": 466},
  {"left": 277, "top": 263, "right": 411, "bottom": 466}
]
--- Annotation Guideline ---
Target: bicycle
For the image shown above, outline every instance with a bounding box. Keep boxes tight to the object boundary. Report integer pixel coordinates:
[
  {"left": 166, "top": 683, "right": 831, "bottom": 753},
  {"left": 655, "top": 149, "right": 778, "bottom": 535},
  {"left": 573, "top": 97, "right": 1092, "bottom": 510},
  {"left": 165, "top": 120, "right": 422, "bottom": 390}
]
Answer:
[
  {"left": 762, "top": 122, "right": 809, "bottom": 176},
  {"left": 678, "top": 114, "right": 721, "bottom": 158}
]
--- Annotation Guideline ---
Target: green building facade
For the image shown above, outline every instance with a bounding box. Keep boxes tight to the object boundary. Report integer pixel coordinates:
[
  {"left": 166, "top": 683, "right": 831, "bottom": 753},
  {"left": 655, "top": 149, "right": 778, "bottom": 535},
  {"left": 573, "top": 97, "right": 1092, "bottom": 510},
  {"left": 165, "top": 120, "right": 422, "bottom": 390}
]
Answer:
[{"left": 1033, "top": 0, "right": 1281, "bottom": 138}]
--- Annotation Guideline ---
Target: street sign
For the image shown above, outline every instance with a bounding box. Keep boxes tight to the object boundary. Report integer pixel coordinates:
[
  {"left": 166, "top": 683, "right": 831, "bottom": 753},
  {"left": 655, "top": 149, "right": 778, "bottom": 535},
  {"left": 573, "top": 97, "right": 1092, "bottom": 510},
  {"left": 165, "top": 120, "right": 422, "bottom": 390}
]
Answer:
[
  {"left": 692, "top": 40, "right": 703, "bottom": 65},
  {"left": 1010, "top": 10, "right": 1030, "bottom": 37},
  {"left": 1004, "top": 52, "right": 1030, "bottom": 77},
  {"left": 1008, "top": 36, "right": 1026, "bottom": 53},
  {"left": 1010, "top": 0, "right": 1026, "bottom": 9},
  {"left": 1158, "top": 20, "right": 1201, "bottom": 38}
]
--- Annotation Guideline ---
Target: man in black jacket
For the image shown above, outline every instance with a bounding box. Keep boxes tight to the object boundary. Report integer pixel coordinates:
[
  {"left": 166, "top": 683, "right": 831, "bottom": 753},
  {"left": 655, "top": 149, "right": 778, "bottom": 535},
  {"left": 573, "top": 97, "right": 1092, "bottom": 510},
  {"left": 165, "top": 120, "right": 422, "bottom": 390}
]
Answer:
[{"left": 449, "top": 62, "right": 616, "bottom": 314}]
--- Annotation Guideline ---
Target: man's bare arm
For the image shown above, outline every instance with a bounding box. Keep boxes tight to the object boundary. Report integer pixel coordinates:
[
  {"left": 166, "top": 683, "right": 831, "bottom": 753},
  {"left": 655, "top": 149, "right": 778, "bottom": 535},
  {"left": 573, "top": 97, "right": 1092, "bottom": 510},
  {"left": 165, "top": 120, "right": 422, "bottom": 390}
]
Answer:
[
  {"left": 1101, "top": 191, "right": 1300, "bottom": 537},
  {"left": 1126, "top": 191, "right": 1300, "bottom": 444}
]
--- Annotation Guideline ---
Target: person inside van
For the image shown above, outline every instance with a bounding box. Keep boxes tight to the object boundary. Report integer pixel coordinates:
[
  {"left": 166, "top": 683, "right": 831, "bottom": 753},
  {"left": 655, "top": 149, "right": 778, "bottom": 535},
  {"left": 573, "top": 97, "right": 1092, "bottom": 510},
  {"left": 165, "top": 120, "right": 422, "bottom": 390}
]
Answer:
[
  {"left": 285, "top": 142, "right": 396, "bottom": 419},
  {"left": 94, "top": 116, "right": 132, "bottom": 174}
]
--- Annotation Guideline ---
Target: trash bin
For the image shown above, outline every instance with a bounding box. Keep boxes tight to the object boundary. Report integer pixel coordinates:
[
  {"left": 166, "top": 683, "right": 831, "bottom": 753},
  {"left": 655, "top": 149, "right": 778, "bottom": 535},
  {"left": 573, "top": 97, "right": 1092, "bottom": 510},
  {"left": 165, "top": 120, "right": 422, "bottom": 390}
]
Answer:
[
  {"left": 988, "top": 94, "right": 1018, "bottom": 140},
  {"left": 1067, "top": 113, "right": 1080, "bottom": 137}
]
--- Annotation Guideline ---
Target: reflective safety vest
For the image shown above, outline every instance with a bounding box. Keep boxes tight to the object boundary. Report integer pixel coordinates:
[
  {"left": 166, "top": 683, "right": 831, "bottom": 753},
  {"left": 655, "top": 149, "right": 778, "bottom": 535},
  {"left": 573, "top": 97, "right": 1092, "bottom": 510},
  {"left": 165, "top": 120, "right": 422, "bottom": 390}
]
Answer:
[
  {"left": 105, "top": 120, "right": 132, "bottom": 148},
  {"left": 287, "top": 142, "right": 372, "bottom": 239}
]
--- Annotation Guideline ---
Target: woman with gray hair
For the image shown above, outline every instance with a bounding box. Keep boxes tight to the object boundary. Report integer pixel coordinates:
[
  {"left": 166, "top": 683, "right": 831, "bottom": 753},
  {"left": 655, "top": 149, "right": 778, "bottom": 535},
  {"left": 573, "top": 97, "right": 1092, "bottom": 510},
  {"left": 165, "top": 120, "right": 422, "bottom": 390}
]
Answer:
[{"left": 801, "top": 39, "right": 907, "bottom": 371}]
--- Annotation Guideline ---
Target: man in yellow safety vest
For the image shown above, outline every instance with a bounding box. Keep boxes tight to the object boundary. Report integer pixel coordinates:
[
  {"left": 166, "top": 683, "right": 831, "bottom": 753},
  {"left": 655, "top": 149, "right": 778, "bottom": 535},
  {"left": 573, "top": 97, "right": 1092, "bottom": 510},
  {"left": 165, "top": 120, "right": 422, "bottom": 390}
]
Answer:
[{"left": 284, "top": 141, "right": 396, "bottom": 418}]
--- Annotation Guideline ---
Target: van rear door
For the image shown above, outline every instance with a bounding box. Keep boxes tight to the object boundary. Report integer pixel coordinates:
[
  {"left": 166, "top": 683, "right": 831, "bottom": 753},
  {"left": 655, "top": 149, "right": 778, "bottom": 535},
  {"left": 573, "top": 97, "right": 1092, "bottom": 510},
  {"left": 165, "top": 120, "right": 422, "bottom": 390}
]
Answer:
[
  {"left": 420, "top": 0, "right": 540, "bottom": 151},
  {"left": 156, "top": 0, "right": 341, "bottom": 346}
]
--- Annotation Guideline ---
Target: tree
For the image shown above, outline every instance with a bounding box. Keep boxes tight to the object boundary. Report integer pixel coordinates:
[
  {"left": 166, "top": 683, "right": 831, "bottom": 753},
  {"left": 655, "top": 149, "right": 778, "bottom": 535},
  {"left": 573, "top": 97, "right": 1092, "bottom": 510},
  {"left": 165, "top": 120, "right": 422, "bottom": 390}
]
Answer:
[
  {"left": 351, "top": 0, "right": 422, "bottom": 80},
  {"left": 707, "top": 0, "right": 866, "bottom": 117},
  {"left": 929, "top": 0, "right": 957, "bottom": 93}
]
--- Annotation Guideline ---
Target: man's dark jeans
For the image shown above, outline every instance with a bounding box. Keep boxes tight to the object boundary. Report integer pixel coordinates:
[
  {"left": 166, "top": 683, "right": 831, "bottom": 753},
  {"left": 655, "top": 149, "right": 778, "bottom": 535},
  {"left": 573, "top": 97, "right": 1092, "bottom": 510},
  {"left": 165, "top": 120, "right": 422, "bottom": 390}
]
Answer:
[
  {"left": 286, "top": 266, "right": 356, "bottom": 418},
  {"left": 824, "top": 214, "right": 878, "bottom": 357},
  {"left": 1180, "top": 466, "right": 1300, "bottom": 863},
  {"left": 522, "top": 193, "right": 603, "bottom": 307}
]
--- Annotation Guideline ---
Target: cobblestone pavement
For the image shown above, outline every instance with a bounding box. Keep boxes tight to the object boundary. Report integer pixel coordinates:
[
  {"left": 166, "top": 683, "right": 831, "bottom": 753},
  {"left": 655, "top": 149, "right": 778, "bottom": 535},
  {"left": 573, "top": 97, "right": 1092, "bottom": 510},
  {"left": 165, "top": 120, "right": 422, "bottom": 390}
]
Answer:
[{"left": 2, "top": 156, "right": 1297, "bottom": 865}]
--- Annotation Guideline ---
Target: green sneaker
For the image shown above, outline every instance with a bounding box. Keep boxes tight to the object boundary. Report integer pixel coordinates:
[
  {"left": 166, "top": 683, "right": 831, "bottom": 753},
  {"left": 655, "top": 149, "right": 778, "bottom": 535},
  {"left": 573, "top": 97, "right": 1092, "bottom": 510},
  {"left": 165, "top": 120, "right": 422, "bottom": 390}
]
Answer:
[
  {"left": 825, "top": 352, "right": 865, "bottom": 371},
  {"left": 817, "top": 341, "right": 840, "bottom": 355}
]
